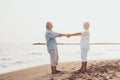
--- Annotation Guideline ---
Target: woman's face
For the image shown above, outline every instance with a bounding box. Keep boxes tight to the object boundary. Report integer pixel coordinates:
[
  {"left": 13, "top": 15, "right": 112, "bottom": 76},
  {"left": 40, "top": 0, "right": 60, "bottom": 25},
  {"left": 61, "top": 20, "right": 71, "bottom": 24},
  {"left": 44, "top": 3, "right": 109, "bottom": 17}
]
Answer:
[{"left": 84, "top": 23, "right": 89, "bottom": 30}]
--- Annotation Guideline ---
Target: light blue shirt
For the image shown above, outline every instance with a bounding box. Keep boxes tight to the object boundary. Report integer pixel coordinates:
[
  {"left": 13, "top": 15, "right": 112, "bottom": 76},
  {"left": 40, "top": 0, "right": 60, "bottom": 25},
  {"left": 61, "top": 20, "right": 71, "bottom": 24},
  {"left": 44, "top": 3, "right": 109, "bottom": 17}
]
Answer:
[{"left": 45, "top": 29, "right": 59, "bottom": 51}]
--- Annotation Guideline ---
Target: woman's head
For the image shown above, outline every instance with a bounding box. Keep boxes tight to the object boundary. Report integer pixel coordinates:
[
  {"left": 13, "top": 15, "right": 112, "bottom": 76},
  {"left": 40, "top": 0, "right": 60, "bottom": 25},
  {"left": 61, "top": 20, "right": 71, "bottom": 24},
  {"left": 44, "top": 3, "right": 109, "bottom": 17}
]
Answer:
[
  {"left": 46, "top": 22, "right": 53, "bottom": 30},
  {"left": 83, "top": 22, "right": 89, "bottom": 30}
]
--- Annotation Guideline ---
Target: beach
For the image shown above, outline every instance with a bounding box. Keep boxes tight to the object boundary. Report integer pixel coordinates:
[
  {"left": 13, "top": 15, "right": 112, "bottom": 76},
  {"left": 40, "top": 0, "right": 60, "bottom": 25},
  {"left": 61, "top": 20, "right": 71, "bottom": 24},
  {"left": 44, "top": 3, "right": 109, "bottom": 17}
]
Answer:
[
  {"left": 0, "top": 44, "right": 120, "bottom": 80},
  {"left": 0, "top": 59, "right": 120, "bottom": 80},
  {"left": 1, "top": 44, "right": 120, "bottom": 74},
  {"left": 1, "top": 0, "right": 120, "bottom": 80}
]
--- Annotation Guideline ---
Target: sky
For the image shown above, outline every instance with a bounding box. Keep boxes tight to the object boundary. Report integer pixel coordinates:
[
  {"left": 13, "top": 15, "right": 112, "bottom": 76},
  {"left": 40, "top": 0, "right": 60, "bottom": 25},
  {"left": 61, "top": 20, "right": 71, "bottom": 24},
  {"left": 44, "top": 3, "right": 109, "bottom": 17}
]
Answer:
[{"left": 0, "top": 0, "right": 120, "bottom": 43}]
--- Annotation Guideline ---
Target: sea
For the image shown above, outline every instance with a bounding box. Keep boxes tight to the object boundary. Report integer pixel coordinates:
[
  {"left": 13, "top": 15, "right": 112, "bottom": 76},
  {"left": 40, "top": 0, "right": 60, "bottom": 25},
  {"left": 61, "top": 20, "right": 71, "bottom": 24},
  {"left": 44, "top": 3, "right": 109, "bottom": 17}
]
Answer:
[{"left": 0, "top": 43, "right": 120, "bottom": 74}]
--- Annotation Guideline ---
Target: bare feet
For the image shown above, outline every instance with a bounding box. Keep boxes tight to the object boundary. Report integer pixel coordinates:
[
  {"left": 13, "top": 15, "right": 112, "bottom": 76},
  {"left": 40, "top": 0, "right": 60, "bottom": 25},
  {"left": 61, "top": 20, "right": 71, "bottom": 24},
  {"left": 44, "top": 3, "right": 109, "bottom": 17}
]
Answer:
[
  {"left": 52, "top": 70, "right": 61, "bottom": 74},
  {"left": 78, "top": 69, "right": 87, "bottom": 73}
]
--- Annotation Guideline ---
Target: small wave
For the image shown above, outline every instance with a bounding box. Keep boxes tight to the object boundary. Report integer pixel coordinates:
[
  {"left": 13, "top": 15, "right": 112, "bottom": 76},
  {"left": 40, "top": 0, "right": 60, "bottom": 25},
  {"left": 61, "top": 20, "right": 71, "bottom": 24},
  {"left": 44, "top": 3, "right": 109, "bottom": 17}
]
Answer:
[
  {"left": 0, "top": 65, "right": 8, "bottom": 68},
  {"left": 15, "top": 61, "right": 23, "bottom": 64},
  {"left": 32, "top": 53, "right": 42, "bottom": 55},
  {"left": 0, "top": 58, "right": 11, "bottom": 61}
]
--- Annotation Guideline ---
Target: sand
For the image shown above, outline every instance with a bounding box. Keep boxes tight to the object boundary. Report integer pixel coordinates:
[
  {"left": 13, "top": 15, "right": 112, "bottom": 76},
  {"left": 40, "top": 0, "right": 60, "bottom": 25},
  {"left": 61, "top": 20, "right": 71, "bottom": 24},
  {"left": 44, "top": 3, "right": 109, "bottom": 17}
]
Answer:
[{"left": 0, "top": 59, "right": 120, "bottom": 80}]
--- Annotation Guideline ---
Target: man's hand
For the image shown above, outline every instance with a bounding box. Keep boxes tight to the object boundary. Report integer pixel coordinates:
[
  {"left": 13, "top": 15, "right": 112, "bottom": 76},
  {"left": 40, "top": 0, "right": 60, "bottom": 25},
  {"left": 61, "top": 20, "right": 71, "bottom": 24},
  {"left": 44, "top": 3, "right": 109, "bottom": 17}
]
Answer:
[
  {"left": 65, "top": 34, "right": 71, "bottom": 38},
  {"left": 59, "top": 34, "right": 71, "bottom": 38}
]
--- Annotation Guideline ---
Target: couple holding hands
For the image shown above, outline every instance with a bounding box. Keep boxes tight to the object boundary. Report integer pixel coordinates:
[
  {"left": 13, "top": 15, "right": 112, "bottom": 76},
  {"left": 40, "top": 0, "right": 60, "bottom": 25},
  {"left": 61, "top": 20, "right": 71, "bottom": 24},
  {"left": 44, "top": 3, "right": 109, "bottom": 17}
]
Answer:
[{"left": 45, "top": 22, "right": 90, "bottom": 74}]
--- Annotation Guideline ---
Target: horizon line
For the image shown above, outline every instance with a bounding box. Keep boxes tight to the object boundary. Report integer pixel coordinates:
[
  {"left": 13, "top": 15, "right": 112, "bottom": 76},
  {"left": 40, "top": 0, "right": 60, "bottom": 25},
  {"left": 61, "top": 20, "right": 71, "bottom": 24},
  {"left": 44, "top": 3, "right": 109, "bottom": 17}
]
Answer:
[{"left": 33, "top": 42, "right": 120, "bottom": 45}]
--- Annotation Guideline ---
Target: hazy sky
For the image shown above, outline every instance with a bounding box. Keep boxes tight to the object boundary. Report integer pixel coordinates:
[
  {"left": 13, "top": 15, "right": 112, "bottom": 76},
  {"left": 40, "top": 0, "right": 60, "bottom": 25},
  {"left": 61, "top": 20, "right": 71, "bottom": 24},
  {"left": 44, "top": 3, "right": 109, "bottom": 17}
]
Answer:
[{"left": 0, "top": 0, "right": 120, "bottom": 43}]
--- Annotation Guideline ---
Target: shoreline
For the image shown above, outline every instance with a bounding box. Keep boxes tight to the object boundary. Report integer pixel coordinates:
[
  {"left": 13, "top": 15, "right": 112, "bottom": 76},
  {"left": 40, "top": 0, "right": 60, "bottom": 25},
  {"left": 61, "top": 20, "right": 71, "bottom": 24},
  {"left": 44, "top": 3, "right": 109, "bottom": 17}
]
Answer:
[
  {"left": 1, "top": 58, "right": 119, "bottom": 75},
  {"left": 0, "top": 59, "right": 120, "bottom": 80}
]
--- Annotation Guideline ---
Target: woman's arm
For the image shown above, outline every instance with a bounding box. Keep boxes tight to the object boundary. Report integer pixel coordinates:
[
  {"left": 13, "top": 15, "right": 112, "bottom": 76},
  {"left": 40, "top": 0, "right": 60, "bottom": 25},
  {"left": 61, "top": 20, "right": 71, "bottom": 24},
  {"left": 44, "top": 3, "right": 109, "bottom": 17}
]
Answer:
[{"left": 70, "top": 32, "right": 81, "bottom": 36}]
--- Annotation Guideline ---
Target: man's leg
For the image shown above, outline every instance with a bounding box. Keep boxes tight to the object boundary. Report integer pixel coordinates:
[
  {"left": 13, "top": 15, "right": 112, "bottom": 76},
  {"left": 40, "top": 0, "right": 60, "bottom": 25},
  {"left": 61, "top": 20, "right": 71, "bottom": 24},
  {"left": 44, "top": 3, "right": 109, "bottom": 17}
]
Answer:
[
  {"left": 49, "top": 50, "right": 61, "bottom": 74},
  {"left": 55, "top": 49, "right": 59, "bottom": 65},
  {"left": 54, "top": 49, "right": 61, "bottom": 73},
  {"left": 49, "top": 50, "right": 57, "bottom": 74}
]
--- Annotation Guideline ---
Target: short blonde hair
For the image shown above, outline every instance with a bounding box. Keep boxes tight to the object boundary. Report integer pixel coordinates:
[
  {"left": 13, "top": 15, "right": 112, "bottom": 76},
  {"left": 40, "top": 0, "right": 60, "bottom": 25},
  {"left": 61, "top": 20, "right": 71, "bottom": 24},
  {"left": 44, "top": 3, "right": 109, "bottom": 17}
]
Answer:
[
  {"left": 84, "top": 22, "right": 89, "bottom": 25},
  {"left": 84, "top": 22, "right": 89, "bottom": 27}
]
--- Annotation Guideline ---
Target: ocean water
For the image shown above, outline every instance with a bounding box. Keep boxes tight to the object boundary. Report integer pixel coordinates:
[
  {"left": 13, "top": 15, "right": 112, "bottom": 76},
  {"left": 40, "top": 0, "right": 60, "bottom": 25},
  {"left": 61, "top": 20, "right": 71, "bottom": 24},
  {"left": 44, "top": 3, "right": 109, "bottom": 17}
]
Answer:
[{"left": 0, "top": 43, "right": 120, "bottom": 74}]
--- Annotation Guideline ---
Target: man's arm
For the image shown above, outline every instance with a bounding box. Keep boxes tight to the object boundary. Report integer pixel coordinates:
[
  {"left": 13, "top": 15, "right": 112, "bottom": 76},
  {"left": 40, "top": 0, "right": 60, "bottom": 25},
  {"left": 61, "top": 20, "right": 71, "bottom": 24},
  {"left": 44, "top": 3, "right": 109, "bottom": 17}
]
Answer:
[
  {"left": 59, "top": 33, "right": 81, "bottom": 38},
  {"left": 59, "top": 34, "right": 68, "bottom": 37},
  {"left": 46, "top": 31, "right": 60, "bottom": 38}
]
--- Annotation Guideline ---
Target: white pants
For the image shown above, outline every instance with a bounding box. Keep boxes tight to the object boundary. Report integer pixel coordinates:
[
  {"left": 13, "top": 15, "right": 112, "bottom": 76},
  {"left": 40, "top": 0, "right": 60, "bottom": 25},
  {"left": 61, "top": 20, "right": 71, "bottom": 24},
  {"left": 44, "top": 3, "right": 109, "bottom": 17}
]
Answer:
[
  {"left": 81, "top": 48, "right": 88, "bottom": 62},
  {"left": 49, "top": 50, "right": 59, "bottom": 67}
]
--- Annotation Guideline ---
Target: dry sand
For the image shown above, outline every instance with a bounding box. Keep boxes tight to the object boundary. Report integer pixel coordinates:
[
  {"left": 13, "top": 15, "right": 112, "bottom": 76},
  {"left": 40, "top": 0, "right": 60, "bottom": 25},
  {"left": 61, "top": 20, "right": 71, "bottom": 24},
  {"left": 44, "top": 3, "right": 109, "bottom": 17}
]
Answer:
[{"left": 0, "top": 59, "right": 120, "bottom": 80}]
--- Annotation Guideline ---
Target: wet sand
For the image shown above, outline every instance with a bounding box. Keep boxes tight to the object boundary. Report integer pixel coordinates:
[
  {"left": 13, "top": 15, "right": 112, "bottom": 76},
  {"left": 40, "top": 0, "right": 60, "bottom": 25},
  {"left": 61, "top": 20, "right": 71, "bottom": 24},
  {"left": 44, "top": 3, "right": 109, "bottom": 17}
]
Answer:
[{"left": 0, "top": 59, "right": 120, "bottom": 80}]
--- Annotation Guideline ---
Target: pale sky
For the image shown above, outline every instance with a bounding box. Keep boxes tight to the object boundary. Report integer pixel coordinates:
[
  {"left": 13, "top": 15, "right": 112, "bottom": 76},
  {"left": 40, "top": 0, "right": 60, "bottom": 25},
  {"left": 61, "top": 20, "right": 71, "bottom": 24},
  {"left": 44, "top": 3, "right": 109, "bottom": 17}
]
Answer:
[{"left": 0, "top": 0, "right": 120, "bottom": 43}]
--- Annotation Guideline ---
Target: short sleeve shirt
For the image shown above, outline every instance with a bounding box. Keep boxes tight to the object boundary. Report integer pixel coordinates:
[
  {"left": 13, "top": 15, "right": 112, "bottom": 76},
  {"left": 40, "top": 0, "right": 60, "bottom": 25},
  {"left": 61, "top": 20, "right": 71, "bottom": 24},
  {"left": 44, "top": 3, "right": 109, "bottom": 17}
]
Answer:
[{"left": 45, "top": 29, "right": 59, "bottom": 51}]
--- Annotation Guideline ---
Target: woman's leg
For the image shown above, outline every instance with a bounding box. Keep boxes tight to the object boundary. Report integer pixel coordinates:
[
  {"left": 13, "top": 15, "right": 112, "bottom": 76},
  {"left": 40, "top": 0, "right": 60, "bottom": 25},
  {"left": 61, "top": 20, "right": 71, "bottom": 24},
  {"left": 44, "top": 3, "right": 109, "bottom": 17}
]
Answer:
[{"left": 80, "top": 49, "right": 88, "bottom": 72}]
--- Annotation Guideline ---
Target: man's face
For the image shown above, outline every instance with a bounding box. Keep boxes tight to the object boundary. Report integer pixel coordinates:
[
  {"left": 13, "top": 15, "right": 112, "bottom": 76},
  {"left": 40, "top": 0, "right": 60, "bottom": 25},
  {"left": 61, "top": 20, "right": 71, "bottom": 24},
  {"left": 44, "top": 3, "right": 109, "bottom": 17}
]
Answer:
[
  {"left": 47, "top": 23, "right": 53, "bottom": 30},
  {"left": 49, "top": 23, "right": 53, "bottom": 30}
]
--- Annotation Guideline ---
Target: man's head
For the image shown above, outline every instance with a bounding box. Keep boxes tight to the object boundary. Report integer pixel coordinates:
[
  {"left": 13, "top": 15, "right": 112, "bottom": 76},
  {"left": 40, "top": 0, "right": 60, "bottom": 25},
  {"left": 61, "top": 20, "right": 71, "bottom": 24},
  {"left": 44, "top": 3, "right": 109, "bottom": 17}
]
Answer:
[
  {"left": 83, "top": 22, "right": 89, "bottom": 30},
  {"left": 46, "top": 22, "right": 53, "bottom": 30}
]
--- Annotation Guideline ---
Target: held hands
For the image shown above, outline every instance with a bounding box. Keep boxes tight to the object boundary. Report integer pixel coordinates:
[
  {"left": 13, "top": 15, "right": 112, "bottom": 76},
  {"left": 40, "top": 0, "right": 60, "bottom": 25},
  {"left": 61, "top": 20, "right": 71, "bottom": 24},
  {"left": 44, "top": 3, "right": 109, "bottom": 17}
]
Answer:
[
  {"left": 65, "top": 34, "right": 71, "bottom": 38},
  {"left": 59, "top": 33, "right": 71, "bottom": 38},
  {"left": 59, "top": 33, "right": 80, "bottom": 38}
]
